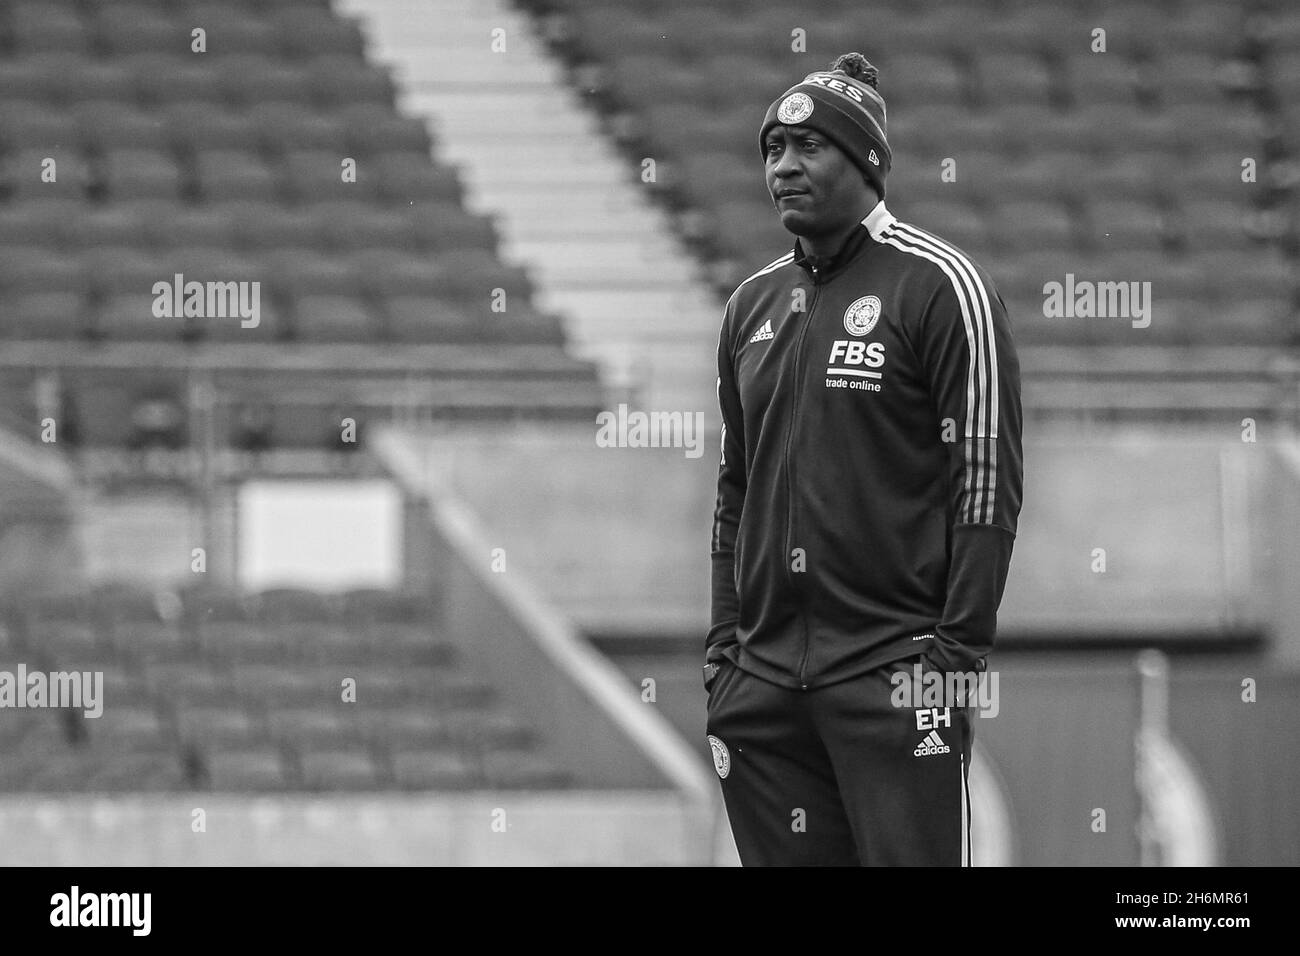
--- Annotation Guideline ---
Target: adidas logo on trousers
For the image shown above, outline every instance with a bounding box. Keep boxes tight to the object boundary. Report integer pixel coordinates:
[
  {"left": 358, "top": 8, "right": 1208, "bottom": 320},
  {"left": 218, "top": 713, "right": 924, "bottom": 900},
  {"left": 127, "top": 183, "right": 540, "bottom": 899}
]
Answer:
[{"left": 914, "top": 730, "right": 950, "bottom": 757}]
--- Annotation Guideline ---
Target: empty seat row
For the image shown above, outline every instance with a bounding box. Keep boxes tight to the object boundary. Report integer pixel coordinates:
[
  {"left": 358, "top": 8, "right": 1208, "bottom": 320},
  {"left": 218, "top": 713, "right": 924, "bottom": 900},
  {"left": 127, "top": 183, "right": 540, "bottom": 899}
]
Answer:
[
  {"left": 0, "top": 292, "right": 563, "bottom": 345},
  {"left": 564, "top": 0, "right": 1238, "bottom": 57},
  {"left": 0, "top": 54, "right": 392, "bottom": 107},
  {"left": 0, "top": 100, "right": 430, "bottom": 155},
  {"left": 7, "top": 739, "right": 570, "bottom": 792},
  {"left": 3, "top": 6, "right": 365, "bottom": 59},
  {"left": 0, "top": 149, "right": 460, "bottom": 205},
  {"left": 0, "top": 199, "right": 492, "bottom": 253},
  {"left": 0, "top": 245, "right": 529, "bottom": 294}
]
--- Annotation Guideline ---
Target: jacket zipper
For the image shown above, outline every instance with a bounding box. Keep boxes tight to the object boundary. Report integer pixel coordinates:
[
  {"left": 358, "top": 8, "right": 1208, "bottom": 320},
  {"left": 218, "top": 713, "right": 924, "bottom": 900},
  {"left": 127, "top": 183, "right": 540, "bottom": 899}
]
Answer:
[{"left": 785, "top": 266, "right": 820, "bottom": 689}]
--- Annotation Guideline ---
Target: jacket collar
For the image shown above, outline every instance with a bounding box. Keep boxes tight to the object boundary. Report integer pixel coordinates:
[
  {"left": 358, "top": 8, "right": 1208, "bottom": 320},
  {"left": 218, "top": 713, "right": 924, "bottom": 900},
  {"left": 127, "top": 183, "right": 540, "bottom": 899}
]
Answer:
[{"left": 792, "top": 200, "right": 894, "bottom": 282}]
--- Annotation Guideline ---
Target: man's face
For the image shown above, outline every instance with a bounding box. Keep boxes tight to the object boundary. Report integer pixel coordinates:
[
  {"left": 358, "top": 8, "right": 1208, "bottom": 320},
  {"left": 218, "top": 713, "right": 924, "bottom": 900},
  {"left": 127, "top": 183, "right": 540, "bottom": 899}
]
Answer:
[{"left": 764, "top": 124, "right": 869, "bottom": 238}]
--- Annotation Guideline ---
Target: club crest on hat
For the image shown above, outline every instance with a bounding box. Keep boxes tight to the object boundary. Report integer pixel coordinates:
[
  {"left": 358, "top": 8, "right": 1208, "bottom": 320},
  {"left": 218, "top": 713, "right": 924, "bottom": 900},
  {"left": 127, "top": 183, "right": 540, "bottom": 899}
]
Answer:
[
  {"left": 777, "top": 92, "right": 814, "bottom": 124},
  {"left": 844, "top": 295, "right": 882, "bottom": 336},
  {"left": 707, "top": 734, "right": 731, "bottom": 778}
]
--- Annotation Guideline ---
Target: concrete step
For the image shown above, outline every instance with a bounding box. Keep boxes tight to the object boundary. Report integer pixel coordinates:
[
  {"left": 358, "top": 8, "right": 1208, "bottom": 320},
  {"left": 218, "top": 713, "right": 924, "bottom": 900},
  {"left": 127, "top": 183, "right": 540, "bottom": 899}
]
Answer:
[{"left": 342, "top": 0, "right": 722, "bottom": 413}]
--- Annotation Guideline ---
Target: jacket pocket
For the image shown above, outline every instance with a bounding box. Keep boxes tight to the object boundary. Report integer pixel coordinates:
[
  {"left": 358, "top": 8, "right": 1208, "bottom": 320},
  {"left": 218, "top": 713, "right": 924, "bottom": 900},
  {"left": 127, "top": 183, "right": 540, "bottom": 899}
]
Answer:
[{"left": 706, "top": 657, "right": 738, "bottom": 708}]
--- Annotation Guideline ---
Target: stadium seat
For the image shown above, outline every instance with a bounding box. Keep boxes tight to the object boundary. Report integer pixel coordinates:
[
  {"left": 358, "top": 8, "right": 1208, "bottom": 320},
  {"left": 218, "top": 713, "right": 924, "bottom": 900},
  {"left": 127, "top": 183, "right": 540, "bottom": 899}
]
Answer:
[
  {"left": 408, "top": 205, "right": 499, "bottom": 253},
  {"left": 481, "top": 750, "right": 572, "bottom": 789},
  {"left": 994, "top": 199, "right": 1077, "bottom": 252},
  {"left": 252, "top": 103, "right": 346, "bottom": 154},
  {"left": 82, "top": 705, "right": 170, "bottom": 752},
  {"left": 9, "top": 4, "right": 91, "bottom": 55},
  {"left": 224, "top": 202, "right": 326, "bottom": 250},
  {"left": 162, "top": 102, "right": 263, "bottom": 151},
  {"left": 0, "top": 101, "right": 81, "bottom": 152},
  {"left": 1196, "top": 250, "right": 1296, "bottom": 300},
  {"left": 58, "top": 59, "right": 136, "bottom": 104},
  {"left": 975, "top": 52, "right": 1053, "bottom": 108},
  {"left": 1087, "top": 198, "right": 1169, "bottom": 252},
  {"left": 364, "top": 624, "right": 456, "bottom": 667},
  {"left": 25, "top": 621, "right": 115, "bottom": 663},
  {"left": 356, "top": 707, "right": 449, "bottom": 748},
  {"left": 444, "top": 709, "right": 530, "bottom": 752},
  {"left": 86, "top": 751, "right": 189, "bottom": 792},
  {"left": 314, "top": 202, "right": 414, "bottom": 251},
  {"left": 1179, "top": 199, "right": 1255, "bottom": 251},
  {"left": 117, "top": 620, "right": 198, "bottom": 666},
  {"left": 997, "top": 105, "right": 1084, "bottom": 155},
  {"left": 144, "top": 203, "right": 240, "bottom": 249},
  {"left": 272, "top": 8, "right": 367, "bottom": 58},
  {"left": 1156, "top": 52, "right": 1234, "bottom": 105},
  {"left": 194, "top": 150, "right": 281, "bottom": 202},
  {"left": 266, "top": 707, "right": 356, "bottom": 749},
  {"left": 94, "top": 5, "right": 186, "bottom": 56},
  {"left": 95, "top": 664, "right": 153, "bottom": 706},
  {"left": 432, "top": 249, "right": 534, "bottom": 305},
  {"left": 228, "top": 659, "right": 330, "bottom": 702},
  {"left": 101, "top": 149, "right": 185, "bottom": 201},
  {"left": 0, "top": 149, "right": 93, "bottom": 202},
  {"left": 82, "top": 247, "right": 167, "bottom": 295},
  {"left": 130, "top": 55, "right": 225, "bottom": 104},
  {"left": 73, "top": 101, "right": 170, "bottom": 152},
  {"left": 175, "top": 706, "right": 261, "bottom": 747},
  {"left": 676, "top": 150, "right": 767, "bottom": 210},
  {"left": 305, "top": 57, "right": 395, "bottom": 107},
  {"left": 391, "top": 747, "right": 479, "bottom": 790},
  {"left": 186, "top": 12, "right": 281, "bottom": 58},
  {"left": 253, "top": 587, "right": 338, "bottom": 623},
  {"left": 0, "top": 248, "right": 86, "bottom": 296},
  {"left": 143, "top": 661, "right": 233, "bottom": 708},
  {"left": 416, "top": 665, "right": 494, "bottom": 707},
  {"left": 340, "top": 588, "right": 438, "bottom": 624},
  {"left": 371, "top": 152, "right": 460, "bottom": 204},
  {"left": 1090, "top": 250, "right": 1206, "bottom": 300},
  {"left": 1211, "top": 297, "right": 1290, "bottom": 343},
  {"left": 350, "top": 251, "right": 446, "bottom": 298},
  {"left": 283, "top": 149, "right": 377, "bottom": 202},
  {"left": 889, "top": 107, "right": 1005, "bottom": 156},
  {"left": 1086, "top": 154, "right": 1165, "bottom": 201},
  {"left": 97, "top": 294, "right": 191, "bottom": 342},
  {"left": 64, "top": 203, "right": 156, "bottom": 250},
  {"left": 0, "top": 54, "right": 85, "bottom": 102},
  {"left": 338, "top": 103, "right": 432, "bottom": 155},
  {"left": 292, "top": 295, "right": 383, "bottom": 341},
  {"left": 219, "top": 56, "right": 313, "bottom": 106},
  {"left": 1063, "top": 52, "right": 1141, "bottom": 108},
  {"left": 297, "top": 748, "right": 381, "bottom": 790},
  {"left": 0, "top": 292, "right": 88, "bottom": 340},
  {"left": 884, "top": 53, "right": 969, "bottom": 108},
  {"left": 266, "top": 249, "right": 363, "bottom": 299},
  {"left": 1164, "top": 103, "right": 1265, "bottom": 150},
  {"left": 378, "top": 297, "right": 475, "bottom": 343},
  {"left": 202, "top": 745, "right": 291, "bottom": 791}
]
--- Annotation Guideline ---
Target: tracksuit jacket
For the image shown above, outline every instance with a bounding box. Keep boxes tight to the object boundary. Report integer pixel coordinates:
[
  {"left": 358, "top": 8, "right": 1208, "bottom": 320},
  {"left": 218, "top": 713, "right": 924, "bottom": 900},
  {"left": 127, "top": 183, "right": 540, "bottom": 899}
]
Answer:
[{"left": 708, "top": 200, "right": 1023, "bottom": 690}]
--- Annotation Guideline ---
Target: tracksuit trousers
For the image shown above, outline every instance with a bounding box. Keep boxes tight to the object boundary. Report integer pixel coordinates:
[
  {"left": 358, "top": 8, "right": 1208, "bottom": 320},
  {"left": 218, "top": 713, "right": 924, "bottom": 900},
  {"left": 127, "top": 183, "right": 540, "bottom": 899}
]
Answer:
[{"left": 706, "top": 653, "right": 974, "bottom": 866}]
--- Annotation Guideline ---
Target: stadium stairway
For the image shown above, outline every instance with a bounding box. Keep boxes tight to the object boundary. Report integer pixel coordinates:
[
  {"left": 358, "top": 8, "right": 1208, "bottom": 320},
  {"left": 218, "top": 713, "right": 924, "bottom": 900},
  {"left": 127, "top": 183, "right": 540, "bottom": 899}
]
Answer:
[{"left": 336, "top": 0, "right": 723, "bottom": 417}]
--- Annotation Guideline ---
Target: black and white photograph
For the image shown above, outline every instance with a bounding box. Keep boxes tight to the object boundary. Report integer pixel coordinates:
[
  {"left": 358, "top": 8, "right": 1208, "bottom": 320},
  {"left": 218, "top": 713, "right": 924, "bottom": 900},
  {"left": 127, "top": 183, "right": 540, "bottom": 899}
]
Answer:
[{"left": 0, "top": 0, "right": 1293, "bottom": 907}]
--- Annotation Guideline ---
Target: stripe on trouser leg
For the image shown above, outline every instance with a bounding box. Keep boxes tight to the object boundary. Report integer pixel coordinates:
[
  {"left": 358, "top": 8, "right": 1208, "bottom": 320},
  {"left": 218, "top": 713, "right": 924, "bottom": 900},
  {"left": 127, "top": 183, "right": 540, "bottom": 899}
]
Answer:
[{"left": 961, "top": 752, "right": 969, "bottom": 866}]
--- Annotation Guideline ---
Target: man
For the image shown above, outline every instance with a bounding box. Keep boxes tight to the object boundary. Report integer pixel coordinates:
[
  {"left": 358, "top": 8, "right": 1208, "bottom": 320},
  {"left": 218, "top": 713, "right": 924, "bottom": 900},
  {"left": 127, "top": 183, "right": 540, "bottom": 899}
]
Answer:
[{"left": 704, "top": 52, "right": 1023, "bottom": 866}]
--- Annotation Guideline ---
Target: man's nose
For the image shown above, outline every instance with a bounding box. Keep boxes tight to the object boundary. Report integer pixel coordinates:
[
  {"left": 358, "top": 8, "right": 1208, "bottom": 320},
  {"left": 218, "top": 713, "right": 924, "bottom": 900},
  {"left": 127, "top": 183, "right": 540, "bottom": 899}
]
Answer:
[{"left": 773, "top": 148, "right": 801, "bottom": 177}]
